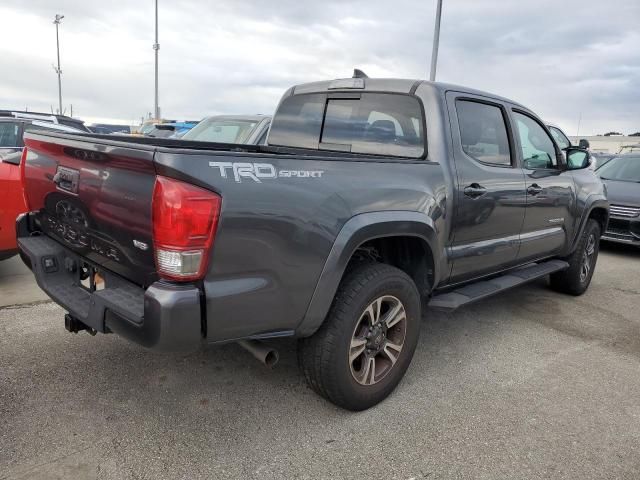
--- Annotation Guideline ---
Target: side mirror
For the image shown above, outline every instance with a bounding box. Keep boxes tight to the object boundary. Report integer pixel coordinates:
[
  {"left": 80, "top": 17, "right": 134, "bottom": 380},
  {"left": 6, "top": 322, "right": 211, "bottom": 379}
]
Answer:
[
  {"left": 566, "top": 148, "right": 590, "bottom": 170},
  {"left": 578, "top": 138, "right": 590, "bottom": 149}
]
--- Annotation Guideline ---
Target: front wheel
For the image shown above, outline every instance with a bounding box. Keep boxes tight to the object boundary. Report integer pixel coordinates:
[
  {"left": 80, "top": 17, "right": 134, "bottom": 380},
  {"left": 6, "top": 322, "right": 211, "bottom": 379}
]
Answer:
[
  {"left": 550, "top": 219, "right": 601, "bottom": 296},
  {"left": 298, "top": 263, "right": 421, "bottom": 411}
]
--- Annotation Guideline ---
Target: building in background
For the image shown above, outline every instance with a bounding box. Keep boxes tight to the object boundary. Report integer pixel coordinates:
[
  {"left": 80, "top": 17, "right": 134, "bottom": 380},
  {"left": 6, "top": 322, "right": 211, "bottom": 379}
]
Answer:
[{"left": 569, "top": 136, "right": 639, "bottom": 154}]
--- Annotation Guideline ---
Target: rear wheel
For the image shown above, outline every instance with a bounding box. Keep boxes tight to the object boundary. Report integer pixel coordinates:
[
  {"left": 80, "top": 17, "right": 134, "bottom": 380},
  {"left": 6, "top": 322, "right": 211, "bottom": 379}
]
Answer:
[
  {"left": 550, "top": 219, "right": 601, "bottom": 295},
  {"left": 298, "top": 263, "right": 421, "bottom": 411}
]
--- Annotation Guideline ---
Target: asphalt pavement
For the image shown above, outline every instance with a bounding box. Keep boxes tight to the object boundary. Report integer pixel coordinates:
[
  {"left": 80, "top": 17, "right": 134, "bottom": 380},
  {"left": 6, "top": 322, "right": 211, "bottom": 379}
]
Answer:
[
  {"left": 0, "top": 256, "right": 49, "bottom": 308},
  {"left": 1, "top": 244, "right": 639, "bottom": 479}
]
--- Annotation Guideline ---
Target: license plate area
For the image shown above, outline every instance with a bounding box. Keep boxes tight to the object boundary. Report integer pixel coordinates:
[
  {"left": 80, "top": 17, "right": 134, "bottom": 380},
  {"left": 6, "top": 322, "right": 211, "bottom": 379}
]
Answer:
[{"left": 78, "top": 262, "right": 106, "bottom": 292}]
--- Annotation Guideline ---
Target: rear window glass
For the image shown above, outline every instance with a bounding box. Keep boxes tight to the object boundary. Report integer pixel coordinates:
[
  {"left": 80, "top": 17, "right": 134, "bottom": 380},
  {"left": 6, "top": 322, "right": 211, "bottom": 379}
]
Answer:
[
  {"left": 268, "top": 94, "right": 325, "bottom": 150},
  {"left": 269, "top": 93, "right": 425, "bottom": 158},
  {"left": 57, "top": 118, "right": 90, "bottom": 132},
  {"left": 0, "top": 122, "right": 20, "bottom": 147}
]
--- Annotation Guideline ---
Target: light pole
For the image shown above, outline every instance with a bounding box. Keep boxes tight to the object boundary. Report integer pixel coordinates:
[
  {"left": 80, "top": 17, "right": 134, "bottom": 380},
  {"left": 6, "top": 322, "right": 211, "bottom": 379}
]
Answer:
[
  {"left": 53, "top": 14, "right": 64, "bottom": 114},
  {"left": 429, "top": 0, "right": 443, "bottom": 81},
  {"left": 153, "top": 0, "right": 160, "bottom": 120}
]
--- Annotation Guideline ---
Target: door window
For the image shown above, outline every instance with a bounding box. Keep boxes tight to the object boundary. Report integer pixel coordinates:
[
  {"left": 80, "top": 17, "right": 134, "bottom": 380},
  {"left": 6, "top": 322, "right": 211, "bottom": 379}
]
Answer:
[
  {"left": 549, "top": 126, "right": 571, "bottom": 150},
  {"left": 456, "top": 100, "right": 511, "bottom": 166},
  {"left": 0, "top": 122, "right": 20, "bottom": 147},
  {"left": 514, "top": 113, "right": 558, "bottom": 169}
]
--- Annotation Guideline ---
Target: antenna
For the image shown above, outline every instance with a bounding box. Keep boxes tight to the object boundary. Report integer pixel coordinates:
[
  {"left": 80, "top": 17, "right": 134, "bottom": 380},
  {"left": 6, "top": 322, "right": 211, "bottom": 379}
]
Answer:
[{"left": 353, "top": 69, "right": 369, "bottom": 79}]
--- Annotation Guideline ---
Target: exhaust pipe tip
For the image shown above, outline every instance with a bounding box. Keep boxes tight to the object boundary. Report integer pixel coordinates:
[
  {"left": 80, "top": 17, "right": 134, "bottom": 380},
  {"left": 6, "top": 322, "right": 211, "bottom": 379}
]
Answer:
[
  {"left": 238, "top": 339, "right": 279, "bottom": 368},
  {"left": 263, "top": 349, "right": 279, "bottom": 368}
]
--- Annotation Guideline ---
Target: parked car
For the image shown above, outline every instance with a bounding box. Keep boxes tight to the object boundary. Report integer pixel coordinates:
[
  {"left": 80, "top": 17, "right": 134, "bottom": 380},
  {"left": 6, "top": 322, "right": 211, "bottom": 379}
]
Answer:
[
  {"left": 0, "top": 150, "right": 27, "bottom": 260},
  {"left": 0, "top": 111, "right": 90, "bottom": 156},
  {"left": 182, "top": 115, "right": 271, "bottom": 145},
  {"left": 598, "top": 155, "right": 640, "bottom": 246},
  {"left": 592, "top": 152, "right": 616, "bottom": 170},
  {"left": 16, "top": 74, "right": 607, "bottom": 410},
  {"left": 618, "top": 143, "right": 640, "bottom": 155},
  {"left": 88, "top": 124, "right": 132, "bottom": 135},
  {"left": 146, "top": 122, "right": 198, "bottom": 139},
  {"left": 134, "top": 119, "right": 176, "bottom": 136}
]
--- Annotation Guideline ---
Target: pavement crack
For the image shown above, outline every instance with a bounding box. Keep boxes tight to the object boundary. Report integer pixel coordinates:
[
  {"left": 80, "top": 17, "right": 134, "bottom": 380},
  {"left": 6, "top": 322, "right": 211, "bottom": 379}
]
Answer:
[{"left": 0, "top": 300, "right": 54, "bottom": 311}]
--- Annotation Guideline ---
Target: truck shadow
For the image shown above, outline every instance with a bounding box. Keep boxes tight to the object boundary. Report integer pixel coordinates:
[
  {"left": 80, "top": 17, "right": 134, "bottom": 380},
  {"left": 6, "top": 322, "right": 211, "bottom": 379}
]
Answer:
[{"left": 599, "top": 241, "right": 640, "bottom": 258}]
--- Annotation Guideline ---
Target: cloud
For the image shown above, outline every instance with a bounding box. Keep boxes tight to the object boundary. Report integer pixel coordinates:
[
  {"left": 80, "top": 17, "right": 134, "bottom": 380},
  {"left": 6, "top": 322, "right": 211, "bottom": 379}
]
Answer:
[{"left": 0, "top": 0, "right": 638, "bottom": 134}]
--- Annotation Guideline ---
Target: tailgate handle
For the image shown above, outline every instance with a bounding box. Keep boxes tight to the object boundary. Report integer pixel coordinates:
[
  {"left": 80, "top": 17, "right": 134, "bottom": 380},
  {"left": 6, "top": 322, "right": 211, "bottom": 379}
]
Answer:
[{"left": 52, "top": 167, "right": 80, "bottom": 194}]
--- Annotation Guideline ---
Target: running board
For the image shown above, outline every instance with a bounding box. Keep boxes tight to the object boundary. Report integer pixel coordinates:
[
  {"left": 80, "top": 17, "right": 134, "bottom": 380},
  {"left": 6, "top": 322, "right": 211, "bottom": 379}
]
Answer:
[{"left": 428, "top": 260, "right": 569, "bottom": 312}]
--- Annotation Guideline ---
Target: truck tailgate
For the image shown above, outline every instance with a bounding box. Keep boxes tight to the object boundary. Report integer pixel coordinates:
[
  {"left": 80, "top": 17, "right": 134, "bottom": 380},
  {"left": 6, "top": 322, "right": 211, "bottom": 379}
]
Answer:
[{"left": 22, "top": 133, "right": 158, "bottom": 286}]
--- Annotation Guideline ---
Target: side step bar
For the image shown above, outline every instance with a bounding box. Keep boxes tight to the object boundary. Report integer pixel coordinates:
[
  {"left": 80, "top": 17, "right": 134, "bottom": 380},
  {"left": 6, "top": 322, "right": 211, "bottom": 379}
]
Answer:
[{"left": 428, "top": 260, "right": 569, "bottom": 312}]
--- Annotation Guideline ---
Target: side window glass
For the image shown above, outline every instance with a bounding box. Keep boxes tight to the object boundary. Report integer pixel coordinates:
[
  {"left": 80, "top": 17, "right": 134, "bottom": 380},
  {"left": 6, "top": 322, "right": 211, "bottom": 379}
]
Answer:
[
  {"left": 514, "top": 113, "right": 558, "bottom": 169},
  {"left": 456, "top": 100, "right": 511, "bottom": 166},
  {"left": 268, "top": 94, "right": 326, "bottom": 149},
  {"left": 549, "top": 126, "right": 571, "bottom": 150},
  {"left": 0, "top": 122, "right": 20, "bottom": 147}
]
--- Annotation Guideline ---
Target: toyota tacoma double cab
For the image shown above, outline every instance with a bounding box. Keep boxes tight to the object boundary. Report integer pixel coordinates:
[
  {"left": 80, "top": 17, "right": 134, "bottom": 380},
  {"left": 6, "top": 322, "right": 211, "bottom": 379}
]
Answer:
[{"left": 17, "top": 73, "right": 608, "bottom": 410}]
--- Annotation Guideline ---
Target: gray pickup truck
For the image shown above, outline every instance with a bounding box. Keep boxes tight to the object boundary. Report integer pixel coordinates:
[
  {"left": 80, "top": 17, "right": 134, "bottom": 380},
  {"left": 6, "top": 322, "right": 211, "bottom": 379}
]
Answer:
[{"left": 17, "top": 74, "right": 608, "bottom": 410}]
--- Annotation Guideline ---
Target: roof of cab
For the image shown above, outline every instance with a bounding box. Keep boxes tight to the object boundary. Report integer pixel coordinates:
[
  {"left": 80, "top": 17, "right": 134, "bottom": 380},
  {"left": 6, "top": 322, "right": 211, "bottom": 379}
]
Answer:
[{"left": 291, "top": 77, "right": 528, "bottom": 110}]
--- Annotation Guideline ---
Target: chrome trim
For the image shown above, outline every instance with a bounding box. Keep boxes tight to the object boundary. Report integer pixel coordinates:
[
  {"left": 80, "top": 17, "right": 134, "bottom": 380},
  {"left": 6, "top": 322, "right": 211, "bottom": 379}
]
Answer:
[{"left": 610, "top": 205, "right": 640, "bottom": 218}]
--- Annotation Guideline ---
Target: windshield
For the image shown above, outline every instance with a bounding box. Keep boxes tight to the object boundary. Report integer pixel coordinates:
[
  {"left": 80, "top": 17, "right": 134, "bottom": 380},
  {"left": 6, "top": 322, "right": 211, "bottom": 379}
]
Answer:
[
  {"left": 597, "top": 156, "right": 640, "bottom": 182},
  {"left": 182, "top": 118, "right": 258, "bottom": 144},
  {"left": 139, "top": 124, "right": 156, "bottom": 135}
]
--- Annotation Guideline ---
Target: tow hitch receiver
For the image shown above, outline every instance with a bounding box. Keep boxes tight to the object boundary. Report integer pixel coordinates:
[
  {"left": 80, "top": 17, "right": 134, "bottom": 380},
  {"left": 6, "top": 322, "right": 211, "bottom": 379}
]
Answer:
[{"left": 64, "top": 314, "right": 97, "bottom": 336}]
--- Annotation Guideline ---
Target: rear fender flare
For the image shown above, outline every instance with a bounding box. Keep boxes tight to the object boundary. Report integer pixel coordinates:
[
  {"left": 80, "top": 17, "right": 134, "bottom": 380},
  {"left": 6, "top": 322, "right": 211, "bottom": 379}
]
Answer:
[{"left": 295, "top": 211, "right": 439, "bottom": 337}]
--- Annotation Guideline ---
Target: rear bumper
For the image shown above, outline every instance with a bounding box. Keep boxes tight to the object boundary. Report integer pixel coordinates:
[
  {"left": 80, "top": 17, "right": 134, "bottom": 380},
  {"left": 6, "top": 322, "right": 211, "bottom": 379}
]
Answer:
[{"left": 16, "top": 214, "right": 203, "bottom": 352}]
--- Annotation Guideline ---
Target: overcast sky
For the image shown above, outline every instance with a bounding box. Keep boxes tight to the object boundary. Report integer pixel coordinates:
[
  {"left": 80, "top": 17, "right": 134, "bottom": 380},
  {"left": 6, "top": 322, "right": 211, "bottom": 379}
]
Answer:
[{"left": 1, "top": 0, "right": 638, "bottom": 135}]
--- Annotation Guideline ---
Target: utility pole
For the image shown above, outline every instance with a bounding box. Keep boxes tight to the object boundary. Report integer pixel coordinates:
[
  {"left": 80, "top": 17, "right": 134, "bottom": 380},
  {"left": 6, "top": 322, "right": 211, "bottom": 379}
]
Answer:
[
  {"left": 153, "top": 0, "right": 160, "bottom": 120},
  {"left": 429, "top": 0, "right": 443, "bottom": 82},
  {"left": 53, "top": 14, "right": 64, "bottom": 115},
  {"left": 576, "top": 112, "right": 583, "bottom": 137}
]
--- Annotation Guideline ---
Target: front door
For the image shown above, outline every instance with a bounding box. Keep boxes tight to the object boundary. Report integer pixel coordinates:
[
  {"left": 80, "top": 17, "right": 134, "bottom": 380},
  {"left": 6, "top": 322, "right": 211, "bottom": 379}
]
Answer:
[
  {"left": 510, "top": 110, "right": 576, "bottom": 261},
  {"left": 446, "top": 93, "right": 527, "bottom": 284}
]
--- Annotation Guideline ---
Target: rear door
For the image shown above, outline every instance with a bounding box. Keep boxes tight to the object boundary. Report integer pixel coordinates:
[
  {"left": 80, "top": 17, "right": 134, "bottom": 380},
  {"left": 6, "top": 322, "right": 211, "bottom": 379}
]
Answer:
[
  {"left": 446, "top": 92, "right": 527, "bottom": 283},
  {"left": 510, "top": 110, "right": 576, "bottom": 261}
]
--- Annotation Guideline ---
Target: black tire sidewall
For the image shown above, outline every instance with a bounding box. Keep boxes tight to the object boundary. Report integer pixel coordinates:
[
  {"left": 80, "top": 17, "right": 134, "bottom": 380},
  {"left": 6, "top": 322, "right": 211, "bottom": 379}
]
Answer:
[
  {"left": 330, "top": 265, "right": 421, "bottom": 408},
  {"left": 577, "top": 221, "right": 601, "bottom": 289}
]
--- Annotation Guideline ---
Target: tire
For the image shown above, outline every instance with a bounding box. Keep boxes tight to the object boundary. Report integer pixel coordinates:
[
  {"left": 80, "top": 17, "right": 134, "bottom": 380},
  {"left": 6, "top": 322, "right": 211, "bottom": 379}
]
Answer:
[
  {"left": 550, "top": 219, "right": 601, "bottom": 296},
  {"left": 298, "top": 262, "right": 421, "bottom": 411}
]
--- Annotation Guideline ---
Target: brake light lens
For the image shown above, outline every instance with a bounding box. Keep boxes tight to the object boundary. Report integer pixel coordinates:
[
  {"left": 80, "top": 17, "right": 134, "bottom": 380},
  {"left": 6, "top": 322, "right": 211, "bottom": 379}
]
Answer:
[{"left": 152, "top": 176, "right": 221, "bottom": 281}]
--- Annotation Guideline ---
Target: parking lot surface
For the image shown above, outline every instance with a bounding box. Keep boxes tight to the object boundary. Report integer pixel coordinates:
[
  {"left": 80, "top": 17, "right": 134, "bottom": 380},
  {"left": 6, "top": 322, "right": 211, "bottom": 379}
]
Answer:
[
  {"left": 1, "top": 244, "right": 639, "bottom": 480},
  {"left": 0, "top": 256, "right": 49, "bottom": 308}
]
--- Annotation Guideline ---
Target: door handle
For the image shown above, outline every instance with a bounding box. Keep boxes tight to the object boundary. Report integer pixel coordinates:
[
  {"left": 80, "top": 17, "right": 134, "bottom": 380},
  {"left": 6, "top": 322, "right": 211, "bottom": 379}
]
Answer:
[
  {"left": 527, "top": 184, "right": 543, "bottom": 195},
  {"left": 464, "top": 183, "right": 487, "bottom": 198}
]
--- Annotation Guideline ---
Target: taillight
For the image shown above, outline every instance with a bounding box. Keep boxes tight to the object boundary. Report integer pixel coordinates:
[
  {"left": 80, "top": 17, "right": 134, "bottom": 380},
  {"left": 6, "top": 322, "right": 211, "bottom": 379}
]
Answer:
[
  {"left": 19, "top": 147, "right": 30, "bottom": 210},
  {"left": 152, "top": 176, "right": 221, "bottom": 281}
]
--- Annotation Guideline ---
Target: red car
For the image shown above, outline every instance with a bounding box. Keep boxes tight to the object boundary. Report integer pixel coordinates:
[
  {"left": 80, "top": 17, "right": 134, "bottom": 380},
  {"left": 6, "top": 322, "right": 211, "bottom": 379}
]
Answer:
[{"left": 0, "top": 149, "right": 27, "bottom": 260}]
